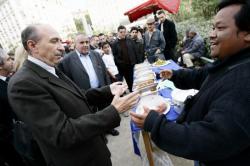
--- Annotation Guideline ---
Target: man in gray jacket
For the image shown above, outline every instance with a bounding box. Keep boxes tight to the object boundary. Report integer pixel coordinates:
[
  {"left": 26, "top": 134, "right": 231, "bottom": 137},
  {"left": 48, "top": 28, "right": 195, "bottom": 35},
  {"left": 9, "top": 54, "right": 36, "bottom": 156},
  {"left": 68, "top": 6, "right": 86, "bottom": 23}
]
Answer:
[{"left": 144, "top": 18, "right": 166, "bottom": 63}]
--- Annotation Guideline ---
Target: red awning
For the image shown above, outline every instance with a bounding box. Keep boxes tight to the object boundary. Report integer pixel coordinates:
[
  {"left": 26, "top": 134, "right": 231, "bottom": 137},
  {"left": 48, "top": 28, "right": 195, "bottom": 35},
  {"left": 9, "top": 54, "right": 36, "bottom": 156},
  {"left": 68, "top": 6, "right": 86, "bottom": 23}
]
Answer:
[{"left": 124, "top": 0, "right": 181, "bottom": 22}]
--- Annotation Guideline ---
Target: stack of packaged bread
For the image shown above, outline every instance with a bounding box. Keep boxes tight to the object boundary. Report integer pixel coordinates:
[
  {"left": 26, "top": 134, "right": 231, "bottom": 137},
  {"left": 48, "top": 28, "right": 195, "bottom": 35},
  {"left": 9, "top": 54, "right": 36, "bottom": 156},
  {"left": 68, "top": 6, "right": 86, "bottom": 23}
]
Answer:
[{"left": 133, "top": 62, "right": 157, "bottom": 96}]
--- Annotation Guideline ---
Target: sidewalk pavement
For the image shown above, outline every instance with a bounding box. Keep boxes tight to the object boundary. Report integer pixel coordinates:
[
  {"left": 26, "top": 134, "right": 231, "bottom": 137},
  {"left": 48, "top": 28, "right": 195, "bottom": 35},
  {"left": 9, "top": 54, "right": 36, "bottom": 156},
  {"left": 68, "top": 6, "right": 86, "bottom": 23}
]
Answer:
[{"left": 107, "top": 114, "right": 194, "bottom": 166}]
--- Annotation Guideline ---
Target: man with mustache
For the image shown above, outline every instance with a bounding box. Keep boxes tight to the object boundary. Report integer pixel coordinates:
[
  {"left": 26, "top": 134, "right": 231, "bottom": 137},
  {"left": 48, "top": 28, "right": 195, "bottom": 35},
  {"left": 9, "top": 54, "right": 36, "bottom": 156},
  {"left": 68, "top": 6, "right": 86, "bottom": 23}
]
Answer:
[
  {"left": 8, "top": 24, "right": 139, "bottom": 166},
  {"left": 59, "top": 34, "right": 110, "bottom": 91},
  {"left": 131, "top": 0, "right": 250, "bottom": 165},
  {"left": 58, "top": 34, "right": 120, "bottom": 136}
]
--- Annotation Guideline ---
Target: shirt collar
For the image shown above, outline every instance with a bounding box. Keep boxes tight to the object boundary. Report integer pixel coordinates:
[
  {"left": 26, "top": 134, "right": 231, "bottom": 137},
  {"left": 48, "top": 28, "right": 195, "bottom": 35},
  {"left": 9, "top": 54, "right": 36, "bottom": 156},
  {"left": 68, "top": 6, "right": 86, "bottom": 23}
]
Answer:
[
  {"left": 118, "top": 36, "right": 126, "bottom": 40},
  {"left": 76, "top": 50, "right": 89, "bottom": 57},
  {"left": 148, "top": 28, "right": 156, "bottom": 33},
  {"left": 28, "top": 55, "right": 57, "bottom": 77},
  {"left": 0, "top": 75, "right": 7, "bottom": 81}
]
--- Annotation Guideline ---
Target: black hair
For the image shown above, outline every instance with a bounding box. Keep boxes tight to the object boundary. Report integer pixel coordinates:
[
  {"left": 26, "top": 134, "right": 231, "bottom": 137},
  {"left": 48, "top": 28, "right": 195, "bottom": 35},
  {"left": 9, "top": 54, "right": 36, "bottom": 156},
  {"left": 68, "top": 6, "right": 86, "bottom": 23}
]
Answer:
[
  {"left": 217, "top": 0, "right": 250, "bottom": 32},
  {"left": 100, "top": 42, "right": 110, "bottom": 49},
  {"left": 117, "top": 25, "right": 126, "bottom": 32},
  {"left": 21, "top": 25, "right": 40, "bottom": 52},
  {"left": 64, "top": 45, "right": 70, "bottom": 54},
  {"left": 7, "top": 51, "right": 14, "bottom": 56},
  {"left": 130, "top": 26, "right": 138, "bottom": 33},
  {"left": 98, "top": 33, "right": 105, "bottom": 37},
  {"left": 90, "top": 35, "right": 98, "bottom": 41},
  {"left": 157, "top": 10, "right": 165, "bottom": 15}
]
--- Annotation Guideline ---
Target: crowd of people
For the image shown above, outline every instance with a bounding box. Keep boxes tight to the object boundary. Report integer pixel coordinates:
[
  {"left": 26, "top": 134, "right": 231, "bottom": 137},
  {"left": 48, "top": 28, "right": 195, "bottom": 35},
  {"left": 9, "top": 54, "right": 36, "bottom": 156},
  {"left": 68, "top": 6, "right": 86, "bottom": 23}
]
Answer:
[{"left": 1, "top": 0, "right": 250, "bottom": 166}]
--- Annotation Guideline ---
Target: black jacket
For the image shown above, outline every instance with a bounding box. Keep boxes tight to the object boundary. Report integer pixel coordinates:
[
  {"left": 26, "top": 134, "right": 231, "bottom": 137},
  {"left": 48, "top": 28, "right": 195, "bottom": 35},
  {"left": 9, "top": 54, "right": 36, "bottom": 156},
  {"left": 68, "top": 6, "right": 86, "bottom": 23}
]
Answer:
[
  {"left": 0, "top": 79, "right": 13, "bottom": 144},
  {"left": 112, "top": 37, "right": 139, "bottom": 65},
  {"left": 8, "top": 60, "right": 120, "bottom": 166},
  {"left": 158, "top": 19, "right": 177, "bottom": 50},
  {"left": 144, "top": 47, "right": 250, "bottom": 166},
  {"left": 132, "top": 38, "right": 144, "bottom": 63}
]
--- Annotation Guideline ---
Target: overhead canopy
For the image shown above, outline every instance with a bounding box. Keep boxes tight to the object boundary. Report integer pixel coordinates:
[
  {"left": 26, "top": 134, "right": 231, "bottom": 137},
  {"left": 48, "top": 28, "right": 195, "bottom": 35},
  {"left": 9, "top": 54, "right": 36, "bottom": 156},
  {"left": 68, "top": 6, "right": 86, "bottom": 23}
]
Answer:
[{"left": 124, "top": 0, "right": 181, "bottom": 22}]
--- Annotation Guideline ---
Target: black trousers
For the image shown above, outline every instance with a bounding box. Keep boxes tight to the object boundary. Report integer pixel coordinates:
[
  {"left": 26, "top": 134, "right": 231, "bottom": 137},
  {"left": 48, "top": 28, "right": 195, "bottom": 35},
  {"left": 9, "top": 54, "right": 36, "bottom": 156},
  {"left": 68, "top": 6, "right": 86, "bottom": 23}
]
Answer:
[
  {"left": 164, "top": 48, "right": 176, "bottom": 61},
  {"left": 116, "top": 63, "right": 134, "bottom": 92}
]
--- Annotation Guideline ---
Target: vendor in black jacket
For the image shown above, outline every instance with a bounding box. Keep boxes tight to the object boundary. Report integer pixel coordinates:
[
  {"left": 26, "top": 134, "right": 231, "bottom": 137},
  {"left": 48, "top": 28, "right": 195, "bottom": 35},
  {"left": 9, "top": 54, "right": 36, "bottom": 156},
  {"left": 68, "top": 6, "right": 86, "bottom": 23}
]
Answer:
[{"left": 130, "top": 0, "right": 250, "bottom": 166}]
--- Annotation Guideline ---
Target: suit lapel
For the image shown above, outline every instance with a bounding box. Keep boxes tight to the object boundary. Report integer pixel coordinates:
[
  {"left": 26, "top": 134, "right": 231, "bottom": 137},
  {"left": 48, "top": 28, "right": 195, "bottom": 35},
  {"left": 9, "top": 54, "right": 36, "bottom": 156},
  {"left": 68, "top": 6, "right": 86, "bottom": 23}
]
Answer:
[
  {"left": 89, "top": 52, "right": 102, "bottom": 83},
  {"left": 0, "top": 79, "right": 7, "bottom": 97},
  {"left": 24, "top": 60, "right": 85, "bottom": 100},
  {"left": 146, "top": 32, "right": 150, "bottom": 46},
  {"left": 54, "top": 68, "right": 88, "bottom": 100},
  {"left": 89, "top": 52, "right": 105, "bottom": 86},
  {"left": 48, "top": 76, "right": 85, "bottom": 99},
  {"left": 72, "top": 52, "right": 88, "bottom": 76}
]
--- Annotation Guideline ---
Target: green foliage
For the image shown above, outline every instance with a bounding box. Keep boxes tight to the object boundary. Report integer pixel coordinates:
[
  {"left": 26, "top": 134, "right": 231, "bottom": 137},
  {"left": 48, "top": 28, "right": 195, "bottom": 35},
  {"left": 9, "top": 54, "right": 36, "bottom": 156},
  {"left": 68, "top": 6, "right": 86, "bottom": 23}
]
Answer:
[
  {"left": 173, "top": 0, "right": 219, "bottom": 57},
  {"left": 176, "top": 18, "right": 212, "bottom": 39},
  {"left": 192, "top": 0, "right": 218, "bottom": 19},
  {"left": 176, "top": 18, "right": 213, "bottom": 56},
  {"left": 85, "top": 14, "right": 92, "bottom": 25},
  {"left": 172, "top": 0, "right": 218, "bottom": 22},
  {"left": 173, "top": 0, "right": 194, "bottom": 22},
  {"left": 74, "top": 18, "right": 85, "bottom": 33}
]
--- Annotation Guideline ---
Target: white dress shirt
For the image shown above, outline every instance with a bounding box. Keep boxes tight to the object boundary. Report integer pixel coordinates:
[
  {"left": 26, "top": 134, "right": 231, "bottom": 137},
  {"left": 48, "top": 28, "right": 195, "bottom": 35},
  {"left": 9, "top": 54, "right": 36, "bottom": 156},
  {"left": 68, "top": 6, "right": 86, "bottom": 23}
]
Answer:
[
  {"left": 160, "top": 23, "right": 164, "bottom": 32},
  {"left": 28, "top": 56, "right": 58, "bottom": 77},
  {"left": 102, "top": 53, "right": 119, "bottom": 76},
  {"left": 0, "top": 75, "right": 7, "bottom": 81},
  {"left": 76, "top": 50, "right": 99, "bottom": 88}
]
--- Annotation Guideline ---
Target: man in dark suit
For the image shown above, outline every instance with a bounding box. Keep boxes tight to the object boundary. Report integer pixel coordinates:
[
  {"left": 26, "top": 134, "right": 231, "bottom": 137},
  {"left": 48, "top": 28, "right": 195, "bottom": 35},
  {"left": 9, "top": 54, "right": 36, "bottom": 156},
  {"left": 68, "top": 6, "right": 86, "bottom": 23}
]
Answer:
[
  {"left": 157, "top": 10, "right": 178, "bottom": 61},
  {"left": 0, "top": 49, "right": 25, "bottom": 166},
  {"left": 58, "top": 34, "right": 120, "bottom": 136},
  {"left": 58, "top": 34, "right": 110, "bottom": 90},
  {"left": 8, "top": 24, "right": 139, "bottom": 166}
]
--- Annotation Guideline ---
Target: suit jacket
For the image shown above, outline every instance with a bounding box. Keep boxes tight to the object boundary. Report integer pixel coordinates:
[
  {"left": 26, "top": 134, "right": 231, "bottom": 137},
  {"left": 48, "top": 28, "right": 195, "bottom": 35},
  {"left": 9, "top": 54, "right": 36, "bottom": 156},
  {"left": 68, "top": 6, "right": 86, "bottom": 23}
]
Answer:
[
  {"left": 0, "top": 79, "right": 14, "bottom": 144},
  {"left": 58, "top": 50, "right": 110, "bottom": 90},
  {"left": 8, "top": 60, "right": 120, "bottom": 166},
  {"left": 158, "top": 19, "right": 177, "bottom": 50}
]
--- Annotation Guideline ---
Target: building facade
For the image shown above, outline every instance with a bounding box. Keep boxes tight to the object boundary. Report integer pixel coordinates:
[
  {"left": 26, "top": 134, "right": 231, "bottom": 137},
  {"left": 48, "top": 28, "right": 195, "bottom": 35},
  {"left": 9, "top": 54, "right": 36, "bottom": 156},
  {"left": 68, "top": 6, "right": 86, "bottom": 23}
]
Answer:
[
  {"left": 71, "top": 10, "right": 93, "bottom": 36},
  {"left": 0, "top": 0, "right": 76, "bottom": 50}
]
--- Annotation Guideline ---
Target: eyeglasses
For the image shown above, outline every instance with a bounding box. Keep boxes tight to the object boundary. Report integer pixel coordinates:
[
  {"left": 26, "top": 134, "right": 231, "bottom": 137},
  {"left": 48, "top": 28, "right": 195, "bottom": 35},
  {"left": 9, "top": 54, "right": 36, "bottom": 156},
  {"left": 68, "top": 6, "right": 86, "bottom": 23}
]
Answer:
[{"left": 147, "top": 23, "right": 154, "bottom": 25}]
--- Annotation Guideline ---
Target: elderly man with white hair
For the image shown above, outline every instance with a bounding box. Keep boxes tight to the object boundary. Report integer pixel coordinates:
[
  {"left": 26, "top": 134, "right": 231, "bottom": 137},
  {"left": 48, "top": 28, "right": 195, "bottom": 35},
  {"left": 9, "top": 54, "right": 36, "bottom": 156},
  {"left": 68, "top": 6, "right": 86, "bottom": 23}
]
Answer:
[{"left": 180, "top": 27, "right": 205, "bottom": 68}]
